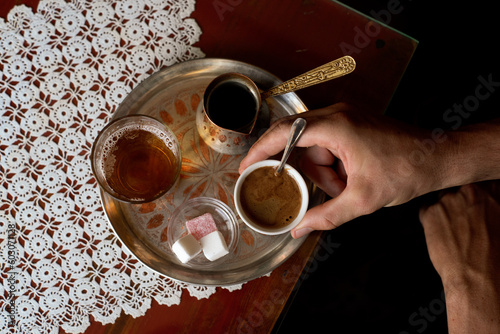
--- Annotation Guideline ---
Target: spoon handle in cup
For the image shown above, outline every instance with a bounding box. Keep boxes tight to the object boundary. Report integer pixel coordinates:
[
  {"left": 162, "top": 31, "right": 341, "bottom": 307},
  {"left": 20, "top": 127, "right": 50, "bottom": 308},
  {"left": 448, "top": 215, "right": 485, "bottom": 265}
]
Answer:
[
  {"left": 262, "top": 55, "right": 356, "bottom": 99},
  {"left": 275, "top": 118, "right": 307, "bottom": 176}
]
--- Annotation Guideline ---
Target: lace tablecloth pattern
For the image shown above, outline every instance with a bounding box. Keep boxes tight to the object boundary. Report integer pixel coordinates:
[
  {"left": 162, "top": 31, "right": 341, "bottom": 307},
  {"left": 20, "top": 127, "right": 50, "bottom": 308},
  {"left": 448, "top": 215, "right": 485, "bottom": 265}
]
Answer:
[{"left": 0, "top": 0, "right": 248, "bottom": 333}]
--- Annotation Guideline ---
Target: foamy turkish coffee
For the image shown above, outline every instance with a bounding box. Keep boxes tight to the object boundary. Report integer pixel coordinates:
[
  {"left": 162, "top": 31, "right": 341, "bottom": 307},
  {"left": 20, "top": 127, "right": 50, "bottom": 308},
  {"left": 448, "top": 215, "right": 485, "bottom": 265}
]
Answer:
[{"left": 239, "top": 166, "right": 302, "bottom": 229}]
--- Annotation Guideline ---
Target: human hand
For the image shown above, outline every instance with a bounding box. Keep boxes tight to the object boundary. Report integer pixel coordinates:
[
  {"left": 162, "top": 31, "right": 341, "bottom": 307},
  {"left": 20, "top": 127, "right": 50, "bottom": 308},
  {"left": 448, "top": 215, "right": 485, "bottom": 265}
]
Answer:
[
  {"left": 239, "top": 103, "right": 446, "bottom": 238},
  {"left": 419, "top": 182, "right": 500, "bottom": 333}
]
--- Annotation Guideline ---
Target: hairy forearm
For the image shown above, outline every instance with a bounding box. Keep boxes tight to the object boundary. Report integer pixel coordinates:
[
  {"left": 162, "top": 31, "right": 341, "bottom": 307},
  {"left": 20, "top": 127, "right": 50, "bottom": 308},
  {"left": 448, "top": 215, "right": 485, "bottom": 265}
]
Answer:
[
  {"left": 436, "top": 120, "right": 500, "bottom": 191},
  {"left": 445, "top": 277, "right": 500, "bottom": 334}
]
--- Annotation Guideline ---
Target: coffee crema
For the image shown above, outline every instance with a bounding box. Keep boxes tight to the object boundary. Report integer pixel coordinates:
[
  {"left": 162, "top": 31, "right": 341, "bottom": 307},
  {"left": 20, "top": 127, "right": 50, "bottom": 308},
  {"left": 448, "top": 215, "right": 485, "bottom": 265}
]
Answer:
[{"left": 240, "top": 166, "right": 302, "bottom": 228}]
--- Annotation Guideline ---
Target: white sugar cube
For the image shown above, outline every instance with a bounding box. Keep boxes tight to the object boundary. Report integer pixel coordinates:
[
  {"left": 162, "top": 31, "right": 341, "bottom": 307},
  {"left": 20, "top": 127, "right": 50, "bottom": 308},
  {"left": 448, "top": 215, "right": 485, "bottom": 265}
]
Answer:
[
  {"left": 172, "top": 234, "right": 202, "bottom": 263},
  {"left": 200, "top": 231, "right": 229, "bottom": 261}
]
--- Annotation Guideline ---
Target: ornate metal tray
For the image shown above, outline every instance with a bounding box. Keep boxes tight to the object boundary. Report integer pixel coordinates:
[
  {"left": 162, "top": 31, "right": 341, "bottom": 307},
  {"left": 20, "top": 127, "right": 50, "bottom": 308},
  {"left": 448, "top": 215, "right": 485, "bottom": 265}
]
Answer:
[{"left": 100, "top": 58, "right": 325, "bottom": 285}]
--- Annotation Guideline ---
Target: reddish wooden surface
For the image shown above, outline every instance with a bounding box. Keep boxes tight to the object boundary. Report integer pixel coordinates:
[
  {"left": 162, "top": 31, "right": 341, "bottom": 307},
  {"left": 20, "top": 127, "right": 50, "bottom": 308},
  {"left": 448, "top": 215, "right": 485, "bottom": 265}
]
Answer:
[
  {"left": 0, "top": 0, "right": 38, "bottom": 18},
  {"left": 77, "top": 231, "right": 323, "bottom": 334},
  {"left": 191, "top": 0, "right": 417, "bottom": 113},
  {"left": 1, "top": 1, "right": 416, "bottom": 333}
]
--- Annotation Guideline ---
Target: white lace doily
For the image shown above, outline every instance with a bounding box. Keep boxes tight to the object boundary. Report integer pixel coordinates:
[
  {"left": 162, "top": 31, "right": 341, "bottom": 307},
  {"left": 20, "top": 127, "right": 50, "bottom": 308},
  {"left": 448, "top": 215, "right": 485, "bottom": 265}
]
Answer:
[{"left": 0, "top": 0, "right": 243, "bottom": 333}]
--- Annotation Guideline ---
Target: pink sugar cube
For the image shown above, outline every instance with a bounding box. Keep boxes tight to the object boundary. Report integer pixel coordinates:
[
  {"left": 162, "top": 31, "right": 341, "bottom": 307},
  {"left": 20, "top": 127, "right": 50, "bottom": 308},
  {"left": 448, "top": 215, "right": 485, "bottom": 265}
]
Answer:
[{"left": 186, "top": 213, "right": 218, "bottom": 240}]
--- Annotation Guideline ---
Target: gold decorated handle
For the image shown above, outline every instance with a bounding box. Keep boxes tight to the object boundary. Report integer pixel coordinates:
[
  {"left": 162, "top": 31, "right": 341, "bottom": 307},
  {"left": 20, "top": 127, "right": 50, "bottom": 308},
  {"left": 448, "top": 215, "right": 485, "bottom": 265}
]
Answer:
[{"left": 262, "top": 55, "right": 356, "bottom": 99}]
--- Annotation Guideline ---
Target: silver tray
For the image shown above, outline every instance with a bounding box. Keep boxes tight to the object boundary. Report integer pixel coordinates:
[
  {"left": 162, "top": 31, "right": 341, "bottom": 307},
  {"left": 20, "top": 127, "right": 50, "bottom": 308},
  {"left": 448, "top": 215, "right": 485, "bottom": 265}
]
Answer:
[{"left": 101, "top": 58, "right": 325, "bottom": 285}]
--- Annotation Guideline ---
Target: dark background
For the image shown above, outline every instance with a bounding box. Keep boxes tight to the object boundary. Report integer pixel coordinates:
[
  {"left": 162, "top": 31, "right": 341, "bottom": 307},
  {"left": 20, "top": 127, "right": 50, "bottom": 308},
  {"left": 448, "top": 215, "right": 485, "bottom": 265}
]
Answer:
[
  {"left": 1, "top": 1, "right": 497, "bottom": 333},
  {"left": 275, "top": 0, "right": 499, "bottom": 333}
]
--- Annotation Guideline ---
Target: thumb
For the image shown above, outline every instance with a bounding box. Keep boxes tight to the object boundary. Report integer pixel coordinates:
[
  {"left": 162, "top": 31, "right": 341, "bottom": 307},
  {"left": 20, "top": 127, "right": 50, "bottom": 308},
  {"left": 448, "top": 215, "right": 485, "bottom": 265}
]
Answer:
[{"left": 291, "top": 186, "right": 367, "bottom": 238}]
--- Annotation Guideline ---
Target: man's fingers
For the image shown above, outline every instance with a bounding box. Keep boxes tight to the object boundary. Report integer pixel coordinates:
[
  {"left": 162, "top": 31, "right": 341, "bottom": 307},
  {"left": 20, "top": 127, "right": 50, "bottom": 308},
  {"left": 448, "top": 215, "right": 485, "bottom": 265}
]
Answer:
[
  {"left": 300, "top": 146, "right": 345, "bottom": 198},
  {"left": 239, "top": 104, "right": 349, "bottom": 173},
  {"left": 239, "top": 117, "right": 297, "bottom": 173},
  {"left": 301, "top": 145, "right": 335, "bottom": 166},
  {"left": 291, "top": 186, "right": 365, "bottom": 238}
]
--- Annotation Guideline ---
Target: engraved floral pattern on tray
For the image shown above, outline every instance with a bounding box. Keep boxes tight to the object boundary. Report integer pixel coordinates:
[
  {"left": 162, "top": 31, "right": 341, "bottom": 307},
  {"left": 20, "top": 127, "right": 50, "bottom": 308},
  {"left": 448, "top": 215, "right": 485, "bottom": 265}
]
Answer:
[
  {"left": 99, "top": 59, "right": 313, "bottom": 286},
  {"left": 118, "top": 88, "right": 278, "bottom": 264}
]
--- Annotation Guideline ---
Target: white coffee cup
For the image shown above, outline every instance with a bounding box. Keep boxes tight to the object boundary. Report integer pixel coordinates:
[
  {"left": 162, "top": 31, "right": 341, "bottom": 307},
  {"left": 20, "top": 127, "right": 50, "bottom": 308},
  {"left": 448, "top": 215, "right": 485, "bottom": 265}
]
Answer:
[{"left": 234, "top": 160, "right": 309, "bottom": 235}]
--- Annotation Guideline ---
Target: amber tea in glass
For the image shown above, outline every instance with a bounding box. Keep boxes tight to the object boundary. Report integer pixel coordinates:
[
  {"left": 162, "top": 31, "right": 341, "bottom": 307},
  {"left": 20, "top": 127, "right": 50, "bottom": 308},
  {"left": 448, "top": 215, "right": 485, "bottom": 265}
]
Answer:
[{"left": 91, "top": 115, "right": 181, "bottom": 203}]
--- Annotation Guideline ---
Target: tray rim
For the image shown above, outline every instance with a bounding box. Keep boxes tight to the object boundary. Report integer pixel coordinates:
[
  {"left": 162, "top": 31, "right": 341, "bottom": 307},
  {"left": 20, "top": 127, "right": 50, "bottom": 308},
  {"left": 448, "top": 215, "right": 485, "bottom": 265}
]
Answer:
[{"left": 99, "top": 57, "right": 325, "bottom": 286}]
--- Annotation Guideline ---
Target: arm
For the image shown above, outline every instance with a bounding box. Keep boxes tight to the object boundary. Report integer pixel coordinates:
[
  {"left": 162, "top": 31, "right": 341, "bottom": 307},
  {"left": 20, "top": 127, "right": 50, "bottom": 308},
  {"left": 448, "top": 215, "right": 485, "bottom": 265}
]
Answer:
[
  {"left": 239, "top": 103, "right": 500, "bottom": 238},
  {"left": 419, "top": 182, "right": 500, "bottom": 333},
  {"left": 443, "top": 121, "right": 500, "bottom": 189}
]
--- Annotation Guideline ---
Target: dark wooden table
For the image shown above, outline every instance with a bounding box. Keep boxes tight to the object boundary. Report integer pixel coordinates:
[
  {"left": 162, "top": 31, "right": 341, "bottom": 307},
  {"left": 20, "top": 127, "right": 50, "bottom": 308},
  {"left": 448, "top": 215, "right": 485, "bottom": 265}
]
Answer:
[{"left": 0, "top": 1, "right": 416, "bottom": 333}]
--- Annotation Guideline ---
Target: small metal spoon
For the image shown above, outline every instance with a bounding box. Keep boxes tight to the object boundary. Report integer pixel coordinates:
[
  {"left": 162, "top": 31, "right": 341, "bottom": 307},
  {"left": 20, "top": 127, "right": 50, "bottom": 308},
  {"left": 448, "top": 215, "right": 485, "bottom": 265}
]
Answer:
[{"left": 275, "top": 118, "right": 307, "bottom": 176}]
